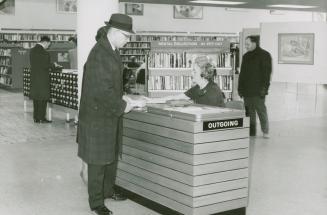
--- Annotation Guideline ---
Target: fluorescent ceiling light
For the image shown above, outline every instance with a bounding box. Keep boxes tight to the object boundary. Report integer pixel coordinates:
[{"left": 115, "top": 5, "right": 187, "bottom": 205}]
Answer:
[
  {"left": 267, "top": 4, "right": 317, "bottom": 9},
  {"left": 189, "top": 1, "right": 246, "bottom": 5}
]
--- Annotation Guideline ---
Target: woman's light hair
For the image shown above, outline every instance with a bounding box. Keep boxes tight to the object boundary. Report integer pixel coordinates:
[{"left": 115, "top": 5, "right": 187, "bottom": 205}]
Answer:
[{"left": 193, "top": 55, "right": 216, "bottom": 81}]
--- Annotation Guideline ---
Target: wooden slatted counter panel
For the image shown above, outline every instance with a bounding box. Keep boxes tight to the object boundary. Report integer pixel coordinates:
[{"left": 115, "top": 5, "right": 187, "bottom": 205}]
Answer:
[{"left": 117, "top": 106, "right": 249, "bottom": 215}]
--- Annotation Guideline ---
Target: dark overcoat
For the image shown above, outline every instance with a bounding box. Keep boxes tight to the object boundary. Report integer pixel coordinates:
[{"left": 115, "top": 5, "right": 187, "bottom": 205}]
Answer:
[
  {"left": 238, "top": 47, "right": 272, "bottom": 97},
  {"left": 77, "top": 37, "right": 126, "bottom": 165},
  {"left": 29, "top": 44, "right": 51, "bottom": 100}
]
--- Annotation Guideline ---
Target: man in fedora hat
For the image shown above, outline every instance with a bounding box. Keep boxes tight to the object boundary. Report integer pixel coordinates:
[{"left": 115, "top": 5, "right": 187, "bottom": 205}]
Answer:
[{"left": 77, "top": 13, "right": 141, "bottom": 215}]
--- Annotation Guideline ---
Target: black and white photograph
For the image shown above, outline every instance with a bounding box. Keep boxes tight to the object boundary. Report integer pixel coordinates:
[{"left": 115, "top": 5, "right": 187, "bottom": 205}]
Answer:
[
  {"left": 278, "top": 33, "right": 315, "bottom": 64},
  {"left": 125, "top": 3, "right": 144, "bottom": 16},
  {"left": 0, "top": 0, "right": 327, "bottom": 215},
  {"left": 174, "top": 5, "right": 203, "bottom": 19},
  {"left": 57, "top": 0, "right": 77, "bottom": 13},
  {"left": 0, "top": 0, "right": 15, "bottom": 15}
]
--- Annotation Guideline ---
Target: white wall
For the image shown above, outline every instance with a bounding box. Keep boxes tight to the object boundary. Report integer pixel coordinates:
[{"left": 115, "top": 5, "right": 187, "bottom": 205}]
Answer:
[
  {"left": 0, "top": 0, "right": 76, "bottom": 30},
  {"left": 77, "top": 0, "right": 119, "bottom": 102},
  {"left": 261, "top": 22, "right": 327, "bottom": 84},
  {"left": 119, "top": 3, "right": 314, "bottom": 33}
]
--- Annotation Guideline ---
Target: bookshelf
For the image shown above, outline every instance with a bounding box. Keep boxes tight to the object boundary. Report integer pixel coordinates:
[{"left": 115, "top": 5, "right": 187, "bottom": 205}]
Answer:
[
  {"left": 0, "top": 29, "right": 76, "bottom": 89},
  {"left": 131, "top": 32, "right": 238, "bottom": 100},
  {"left": 119, "top": 41, "right": 150, "bottom": 66},
  {"left": 119, "top": 39, "right": 150, "bottom": 95},
  {"left": 0, "top": 29, "right": 75, "bottom": 49},
  {"left": 0, "top": 44, "right": 29, "bottom": 89}
]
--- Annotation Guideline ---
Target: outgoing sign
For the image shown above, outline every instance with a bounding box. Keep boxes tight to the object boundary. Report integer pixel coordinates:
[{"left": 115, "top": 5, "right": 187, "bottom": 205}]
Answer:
[{"left": 203, "top": 118, "right": 243, "bottom": 131}]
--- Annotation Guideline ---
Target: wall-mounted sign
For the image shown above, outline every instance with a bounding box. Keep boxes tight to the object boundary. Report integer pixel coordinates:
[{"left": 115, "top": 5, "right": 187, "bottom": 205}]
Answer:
[
  {"left": 203, "top": 118, "right": 243, "bottom": 131},
  {"left": 151, "top": 39, "right": 230, "bottom": 52}
]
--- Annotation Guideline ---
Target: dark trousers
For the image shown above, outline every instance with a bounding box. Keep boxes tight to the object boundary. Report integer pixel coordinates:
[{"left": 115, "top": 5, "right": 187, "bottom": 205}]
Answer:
[
  {"left": 88, "top": 161, "right": 118, "bottom": 210},
  {"left": 33, "top": 100, "right": 47, "bottom": 120},
  {"left": 244, "top": 96, "right": 269, "bottom": 136}
]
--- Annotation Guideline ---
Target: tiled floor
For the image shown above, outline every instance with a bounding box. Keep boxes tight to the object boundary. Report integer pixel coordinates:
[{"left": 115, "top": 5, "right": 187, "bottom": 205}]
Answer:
[{"left": 0, "top": 89, "right": 326, "bottom": 215}]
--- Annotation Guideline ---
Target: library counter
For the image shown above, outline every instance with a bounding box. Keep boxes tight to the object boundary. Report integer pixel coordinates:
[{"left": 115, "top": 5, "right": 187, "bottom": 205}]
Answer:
[{"left": 117, "top": 104, "right": 250, "bottom": 215}]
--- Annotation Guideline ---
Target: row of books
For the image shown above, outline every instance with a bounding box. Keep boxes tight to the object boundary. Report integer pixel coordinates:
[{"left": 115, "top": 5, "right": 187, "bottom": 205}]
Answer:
[
  {"left": 131, "top": 35, "right": 229, "bottom": 42},
  {"left": 123, "top": 42, "right": 150, "bottom": 48},
  {"left": 0, "top": 58, "right": 11, "bottom": 66},
  {"left": 0, "top": 33, "right": 74, "bottom": 41},
  {"left": 0, "top": 49, "right": 12, "bottom": 56},
  {"left": 0, "top": 67, "right": 11, "bottom": 75},
  {"left": 0, "top": 76, "right": 12, "bottom": 86},
  {"left": 148, "top": 75, "right": 233, "bottom": 92},
  {"left": 214, "top": 75, "right": 233, "bottom": 91},
  {"left": 148, "top": 75, "right": 193, "bottom": 91},
  {"left": 148, "top": 52, "right": 191, "bottom": 68},
  {"left": 217, "top": 52, "right": 232, "bottom": 68},
  {"left": 148, "top": 52, "right": 232, "bottom": 69},
  {"left": 121, "top": 55, "right": 146, "bottom": 63},
  {"left": 120, "top": 49, "right": 149, "bottom": 55}
]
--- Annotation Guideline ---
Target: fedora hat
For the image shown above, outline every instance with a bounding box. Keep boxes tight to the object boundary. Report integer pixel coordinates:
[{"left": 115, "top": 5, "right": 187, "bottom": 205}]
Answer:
[{"left": 105, "top": 13, "right": 135, "bottom": 34}]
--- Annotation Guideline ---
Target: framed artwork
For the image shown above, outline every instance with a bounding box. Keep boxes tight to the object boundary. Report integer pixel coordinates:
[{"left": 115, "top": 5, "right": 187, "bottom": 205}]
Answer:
[
  {"left": 125, "top": 3, "right": 143, "bottom": 16},
  {"left": 0, "top": 0, "right": 15, "bottom": 15},
  {"left": 278, "top": 33, "right": 315, "bottom": 65},
  {"left": 174, "top": 5, "right": 203, "bottom": 19},
  {"left": 57, "top": 0, "right": 77, "bottom": 13}
]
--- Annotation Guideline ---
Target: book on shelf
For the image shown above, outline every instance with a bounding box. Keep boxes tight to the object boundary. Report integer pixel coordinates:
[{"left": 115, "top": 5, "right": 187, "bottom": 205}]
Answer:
[
  {"left": 148, "top": 75, "right": 192, "bottom": 91},
  {"left": 214, "top": 75, "right": 233, "bottom": 91},
  {"left": 0, "top": 31, "right": 75, "bottom": 49},
  {"left": 0, "top": 48, "right": 12, "bottom": 56},
  {"left": 148, "top": 52, "right": 232, "bottom": 69}
]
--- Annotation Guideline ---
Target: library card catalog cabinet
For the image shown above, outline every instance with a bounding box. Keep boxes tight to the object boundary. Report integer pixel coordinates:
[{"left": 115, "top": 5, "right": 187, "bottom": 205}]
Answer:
[{"left": 117, "top": 104, "right": 250, "bottom": 215}]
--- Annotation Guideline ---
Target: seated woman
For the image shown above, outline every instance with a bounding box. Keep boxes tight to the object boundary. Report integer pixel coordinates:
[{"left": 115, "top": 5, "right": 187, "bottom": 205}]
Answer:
[{"left": 152, "top": 55, "right": 225, "bottom": 107}]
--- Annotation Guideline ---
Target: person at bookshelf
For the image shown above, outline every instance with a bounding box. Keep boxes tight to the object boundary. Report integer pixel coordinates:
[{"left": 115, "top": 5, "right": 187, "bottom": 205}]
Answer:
[
  {"left": 127, "top": 55, "right": 139, "bottom": 68},
  {"left": 148, "top": 56, "right": 225, "bottom": 107},
  {"left": 68, "top": 36, "right": 77, "bottom": 69},
  {"left": 134, "top": 62, "right": 146, "bottom": 94},
  {"left": 122, "top": 66, "right": 133, "bottom": 94},
  {"left": 238, "top": 35, "right": 272, "bottom": 138},
  {"left": 29, "top": 35, "right": 56, "bottom": 123},
  {"left": 77, "top": 13, "right": 145, "bottom": 215}
]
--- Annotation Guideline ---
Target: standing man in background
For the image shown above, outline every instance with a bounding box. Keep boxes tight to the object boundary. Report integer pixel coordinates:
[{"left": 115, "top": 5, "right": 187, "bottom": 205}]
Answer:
[
  {"left": 77, "top": 14, "right": 141, "bottom": 215},
  {"left": 238, "top": 35, "right": 272, "bottom": 138},
  {"left": 68, "top": 36, "right": 77, "bottom": 69},
  {"left": 29, "top": 35, "right": 52, "bottom": 123}
]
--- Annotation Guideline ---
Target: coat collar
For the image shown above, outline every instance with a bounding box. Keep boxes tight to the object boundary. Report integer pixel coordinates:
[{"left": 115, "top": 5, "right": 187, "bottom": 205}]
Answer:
[{"left": 98, "top": 36, "right": 121, "bottom": 63}]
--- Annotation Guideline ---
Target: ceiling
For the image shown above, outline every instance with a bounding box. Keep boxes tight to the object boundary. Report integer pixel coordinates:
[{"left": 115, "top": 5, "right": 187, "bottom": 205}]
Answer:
[{"left": 119, "top": 0, "right": 327, "bottom": 12}]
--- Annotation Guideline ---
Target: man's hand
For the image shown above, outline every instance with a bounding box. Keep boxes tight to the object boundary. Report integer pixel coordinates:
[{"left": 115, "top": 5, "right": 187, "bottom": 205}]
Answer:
[{"left": 259, "top": 88, "right": 267, "bottom": 98}]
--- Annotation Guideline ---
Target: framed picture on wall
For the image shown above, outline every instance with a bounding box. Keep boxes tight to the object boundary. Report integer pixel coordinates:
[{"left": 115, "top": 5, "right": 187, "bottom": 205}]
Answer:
[
  {"left": 278, "top": 33, "right": 315, "bottom": 65},
  {"left": 125, "top": 3, "right": 143, "bottom": 16},
  {"left": 57, "top": 0, "right": 77, "bottom": 13},
  {"left": 174, "top": 5, "right": 203, "bottom": 19},
  {"left": 0, "top": 0, "right": 15, "bottom": 15}
]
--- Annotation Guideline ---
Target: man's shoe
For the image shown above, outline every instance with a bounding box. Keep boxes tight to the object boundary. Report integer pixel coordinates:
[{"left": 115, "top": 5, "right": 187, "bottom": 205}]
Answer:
[
  {"left": 110, "top": 192, "right": 127, "bottom": 201},
  {"left": 263, "top": 133, "right": 270, "bottom": 139},
  {"left": 93, "top": 205, "right": 113, "bottom": 215},
  {"left": 40, "top": 119, "right": 52, "bottom": 123},
  {"left": 34, "top": 119, "right": 40, "bottom": 123}
]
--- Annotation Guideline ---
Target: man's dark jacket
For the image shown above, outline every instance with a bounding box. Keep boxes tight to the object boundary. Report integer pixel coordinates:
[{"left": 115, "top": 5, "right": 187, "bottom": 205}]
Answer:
[
  {"left": 238, "top": 47, "right": 272, "bottom": 97},
  {"left": 77, "top": 36, "right": 126, "bottom": 165},
  {"left": 29, "top": 44, "right": 51, "bottom": 100}
]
